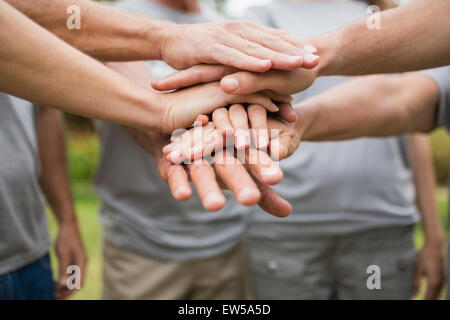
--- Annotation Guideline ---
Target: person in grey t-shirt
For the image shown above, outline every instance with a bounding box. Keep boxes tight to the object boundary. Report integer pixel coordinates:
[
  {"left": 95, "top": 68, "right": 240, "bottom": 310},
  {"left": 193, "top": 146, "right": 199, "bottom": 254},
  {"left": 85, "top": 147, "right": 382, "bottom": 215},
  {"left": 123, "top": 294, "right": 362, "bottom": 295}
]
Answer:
[
  {"left": 95, "top": 0, "right": 251, "bottom": 300},
  {"left": 249, "top": 56, "right": 449, "bottom": 298},
  {"left": 244, "top": 0, "right": 445, "bottom": 300},
  {"left": 0, "top": 94, "right": 86, "bottom": 300},
  {"left": 261, "top": 63, "right": 449, "bottom": 298}
]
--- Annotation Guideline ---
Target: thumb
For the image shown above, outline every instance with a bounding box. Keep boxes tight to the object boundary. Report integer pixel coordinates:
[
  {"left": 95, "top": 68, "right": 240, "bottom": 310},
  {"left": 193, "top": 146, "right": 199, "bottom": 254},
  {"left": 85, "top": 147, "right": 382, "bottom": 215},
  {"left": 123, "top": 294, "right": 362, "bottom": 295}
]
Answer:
[{"left": 221, "top": 72, "right": 266, "bottom": 95}]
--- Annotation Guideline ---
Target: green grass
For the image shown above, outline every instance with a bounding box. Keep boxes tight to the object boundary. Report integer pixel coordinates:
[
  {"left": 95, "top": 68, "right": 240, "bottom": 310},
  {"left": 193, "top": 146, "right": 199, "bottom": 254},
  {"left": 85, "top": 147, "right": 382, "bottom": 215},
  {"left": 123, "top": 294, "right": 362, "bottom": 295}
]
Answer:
[{"left": 47, "top": 180, "right": 448, "bottom": 300}]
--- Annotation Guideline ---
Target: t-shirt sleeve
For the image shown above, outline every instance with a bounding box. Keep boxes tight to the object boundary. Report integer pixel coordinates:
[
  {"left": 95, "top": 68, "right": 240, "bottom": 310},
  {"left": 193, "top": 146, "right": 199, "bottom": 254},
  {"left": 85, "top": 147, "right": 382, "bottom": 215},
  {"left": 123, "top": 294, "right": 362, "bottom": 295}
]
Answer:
[{"left": 421, "top": 66, "right": 450, "bottom": 131}]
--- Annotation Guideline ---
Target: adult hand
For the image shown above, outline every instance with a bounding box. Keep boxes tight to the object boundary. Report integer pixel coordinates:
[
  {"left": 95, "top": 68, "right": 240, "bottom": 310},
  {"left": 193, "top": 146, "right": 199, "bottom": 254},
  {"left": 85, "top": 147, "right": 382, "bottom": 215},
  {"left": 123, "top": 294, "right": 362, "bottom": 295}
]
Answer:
[
  {"left": 160, "top": 21, "right": 318, "bottom": 71},
  {"left": 152, "top": 61, "right": 319, "bottom": 98},
  {"left": 164, "top": 110, "right": 301, "bottom": 165},
  {"left": 125, "top": 128, "right": 290, "bottom": 216},
  {"left": 413, "top": 241, "right": 446, "bottom": 300},
  {"left": 105, "top": 62, "right": 291, "bottom": 134},
  {"left": 158, "top": 81, "right": 289, "bottom": 133},
  {"left": 54, "top": 220, "right": 87, "bottom": 300}
]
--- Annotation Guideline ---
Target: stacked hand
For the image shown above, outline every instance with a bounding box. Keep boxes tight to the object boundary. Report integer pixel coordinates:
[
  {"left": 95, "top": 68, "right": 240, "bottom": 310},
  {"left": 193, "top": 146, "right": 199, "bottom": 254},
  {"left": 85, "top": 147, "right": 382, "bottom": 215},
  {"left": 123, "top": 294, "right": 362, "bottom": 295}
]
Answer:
[
  {"left": 160, "top": 21, "right": 319, "bottom": 72},
  {"left": 161, "top": 105, "right": 305, "bottom": 215},
  {"left": 125, "top": 127, "right": 292, "bottom": 217},
  {"left": 107, "top": 35, "right": 316, "bottom": 216},
  {"left": 152, "top": 46, "right": 319, "bottom": 97}
]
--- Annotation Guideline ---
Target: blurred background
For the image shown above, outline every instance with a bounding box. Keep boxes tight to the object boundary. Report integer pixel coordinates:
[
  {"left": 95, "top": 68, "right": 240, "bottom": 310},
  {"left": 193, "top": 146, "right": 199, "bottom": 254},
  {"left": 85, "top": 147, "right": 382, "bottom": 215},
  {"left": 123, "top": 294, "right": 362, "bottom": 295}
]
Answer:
[{"left": 47, "top": 0, "right": 450, "bottom": 299}]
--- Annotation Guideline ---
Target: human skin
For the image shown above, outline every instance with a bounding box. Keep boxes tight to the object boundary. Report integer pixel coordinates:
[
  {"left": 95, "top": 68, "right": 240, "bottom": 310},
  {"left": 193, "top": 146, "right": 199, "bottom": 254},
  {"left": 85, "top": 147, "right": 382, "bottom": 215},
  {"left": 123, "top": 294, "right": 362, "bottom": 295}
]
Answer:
[
  {"left": 167, "top": 73, "right": 441, "bottom": 164},
  {"left": 124, "top": 127, "right": 291, "bottom": 216},
  {"left": 167, "top": 72, "right": 446, "bottom": 298},
  {"left": 105, "top": 60, "right": 290, "bottom": 216},
  {"left": 0, "top": 2, "right": 285, "bottom": 134},
  {"left": 408, "top": 134, "right": 446, "bottom": 300},
  {"left": 313, "top": 0, "right": 450, "bottom": 77},
  {"left": 172, "top": 76, "right": 447, "bottom": 298},
  {"left": 5, "top": 0, "right": 313, "bottom": 71},
  {"left": 37, "top": 106, "right": 87, "bottom": 300},
  {"left": 153, "top": 0, "right": 449, "bottom": 97}
]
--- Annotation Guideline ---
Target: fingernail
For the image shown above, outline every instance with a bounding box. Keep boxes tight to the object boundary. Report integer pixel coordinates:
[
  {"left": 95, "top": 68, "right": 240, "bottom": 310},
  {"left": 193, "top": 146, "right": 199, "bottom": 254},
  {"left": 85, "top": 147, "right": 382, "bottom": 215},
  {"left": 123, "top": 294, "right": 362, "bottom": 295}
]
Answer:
[
  {"left": 222, "top": 77, "right": 239, "bottom": 92},
  {"left": 222, "top": 124, "right": 233, "bottom": 136},
  {"left": 304, "top": 53, "right": 319, "bottom": 64},
  {"left": 204, "top": 193, "right": 224, "bottom": 210},
  {"left": 260, "top": 166, "right": 279, "bottom": 177},
  {"left": 271, "top": 102, "right": 280, "bottom": 112},
  {"left": 303, "top": 44, "right": 318, "bottom": 53},
  {"left": 237, "top": 188, "right": 260, "bottom": 205},
  {"left": 162, "top": 145, "right": 172, "bottom": 154},
  {"left": 258, "top": 136, "right": 268, "bottom": 149},
  {"left": 168, "top": 150, "right": 182, "bottom": 164},
  {"left": 288, "top": 56, "right": 303, "bottom": 64},
  {"left": 236, "top": 135, "right": 248, "bottom": 149},
  {"left": 259, "top": 59, "right": 271, "bottom": 67},
  {"left": 175, "top": 186, "right": 191, "bottom": 199}
]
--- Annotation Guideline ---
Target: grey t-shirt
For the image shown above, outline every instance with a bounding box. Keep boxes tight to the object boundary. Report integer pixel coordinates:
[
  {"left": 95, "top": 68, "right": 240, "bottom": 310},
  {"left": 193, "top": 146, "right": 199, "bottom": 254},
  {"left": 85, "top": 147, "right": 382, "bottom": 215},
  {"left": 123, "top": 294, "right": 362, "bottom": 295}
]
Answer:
[
  {"left": 422, "top": 67, "right": 450, "bottom": 131},
  {"left": 248, "top": 0, "right": 418, "bottom": 239},
  {"left": 95, "top": 0, "right": 250, "bottom": 261},
  {"left": 0, "top": 93, "right": 49, "bottom": 275}
]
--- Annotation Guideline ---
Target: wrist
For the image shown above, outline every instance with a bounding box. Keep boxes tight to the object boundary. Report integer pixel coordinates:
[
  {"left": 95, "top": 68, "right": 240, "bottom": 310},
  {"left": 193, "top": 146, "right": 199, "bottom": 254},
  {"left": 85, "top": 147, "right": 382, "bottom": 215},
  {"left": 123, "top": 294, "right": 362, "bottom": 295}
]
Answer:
[
  {"left": 293, "top": 101, "right": 318, "bottom": 141},
  {"left": 310, "top": 24, "right": 349, "bottom": 77},
  {"left": 127, "top": 89, "right": 165, "bottom": 133},
  {"left": 144, "top": 20, "right": 176, "bottom": 61},
  {"left": 56, "top": 210, "right": 78, "bottom": 227},
  {"left": 424, "top": 231, "right": 446, "bottom": 248}
]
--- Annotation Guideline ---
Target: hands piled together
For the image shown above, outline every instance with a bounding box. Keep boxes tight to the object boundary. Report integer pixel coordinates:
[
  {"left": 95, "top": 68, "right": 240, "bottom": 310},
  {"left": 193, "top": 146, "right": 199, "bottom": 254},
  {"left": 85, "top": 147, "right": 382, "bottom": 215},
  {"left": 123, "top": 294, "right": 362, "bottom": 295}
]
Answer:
[{"left": 108, "top": 31, "right": 319, "bottom": 217}]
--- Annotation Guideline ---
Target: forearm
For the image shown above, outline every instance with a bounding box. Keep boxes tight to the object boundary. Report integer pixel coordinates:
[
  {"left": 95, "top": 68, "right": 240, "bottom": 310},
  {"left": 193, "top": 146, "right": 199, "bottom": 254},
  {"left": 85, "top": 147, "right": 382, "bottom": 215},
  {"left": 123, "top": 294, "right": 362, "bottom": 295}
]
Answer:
[
  {"left": 312, "top": 0, "right": 450, "bottom": 76},
  {"left": 0, "top": 2, "right": 163, "bottom": 132},
  {"left": 37, "top": 106, "right": 77, "bottom": 224},
  {"left": 294, "top": 74, "right": 440, "bottom": 141},
  {"left": 5, "top": 0, "right": 168, "bottom": 61},
  {"left": 408, "top": 134, "right": 445, "bottom": 245}
]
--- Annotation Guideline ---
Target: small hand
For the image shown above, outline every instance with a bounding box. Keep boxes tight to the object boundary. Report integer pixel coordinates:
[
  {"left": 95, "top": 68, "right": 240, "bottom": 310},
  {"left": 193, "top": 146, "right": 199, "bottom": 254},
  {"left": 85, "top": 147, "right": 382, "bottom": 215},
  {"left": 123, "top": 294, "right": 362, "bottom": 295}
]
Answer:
[
  {"left": 54, "top": 220, "right": 87, "bottom": 300},
  {"left": 164, "top": 111, "right": 301, "bottom": 166},
  {"left": 124, "top": 125, "right": 291, "bottom": 216}
]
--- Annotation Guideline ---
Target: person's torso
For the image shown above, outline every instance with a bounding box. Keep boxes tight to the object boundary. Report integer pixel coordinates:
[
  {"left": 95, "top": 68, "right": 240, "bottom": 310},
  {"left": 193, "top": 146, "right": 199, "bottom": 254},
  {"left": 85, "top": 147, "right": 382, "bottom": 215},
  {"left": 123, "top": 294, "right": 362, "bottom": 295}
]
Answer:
[
  {"left": 247, "top": 0, "right": 418, "bottom": 238},
  {"left": 95, "top": 0, "right": 250, "bottom": 261},
  {"left": 0, "top": 93, "right": 49, "bottom": 275}
]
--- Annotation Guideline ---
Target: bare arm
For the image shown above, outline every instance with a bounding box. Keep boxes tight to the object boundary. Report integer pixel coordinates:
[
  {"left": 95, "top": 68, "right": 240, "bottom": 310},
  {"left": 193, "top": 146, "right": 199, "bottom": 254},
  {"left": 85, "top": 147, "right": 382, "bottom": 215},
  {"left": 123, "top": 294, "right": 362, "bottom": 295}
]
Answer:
[
  {"left": 0, "top": 1, "right": 164, "bottom": 131},
  {"left": 6, "top": 0, "right": 165, "bottom": 61},
  {"left": 313, "top": 0, "right": 450, "bottom": 76},
  {"left": 407, "top": 134, "right": 445, "bottom": 300},
  {"left": 294, "top": 74, "right": 441, "bottom": 141},
  {"left": 0, "top": 2, "right": 281, "bottom": 134},
  {"left": 5, "top": 0, "right": 309, "bottom": 71},
  {"left": 36, "top": 106, "right": 87, "bottom": 300}
]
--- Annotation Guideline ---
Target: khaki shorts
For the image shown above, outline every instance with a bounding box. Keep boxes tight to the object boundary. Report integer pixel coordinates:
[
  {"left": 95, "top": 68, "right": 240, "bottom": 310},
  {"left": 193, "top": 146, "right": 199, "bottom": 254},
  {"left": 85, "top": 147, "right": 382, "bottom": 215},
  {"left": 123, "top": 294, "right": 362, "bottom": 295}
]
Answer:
[
  {"left": 102, "top": 238, "right": 249, "bottom": 300},
  {"left": 249, "top": 225, "right": 417, "bottom": 300}
]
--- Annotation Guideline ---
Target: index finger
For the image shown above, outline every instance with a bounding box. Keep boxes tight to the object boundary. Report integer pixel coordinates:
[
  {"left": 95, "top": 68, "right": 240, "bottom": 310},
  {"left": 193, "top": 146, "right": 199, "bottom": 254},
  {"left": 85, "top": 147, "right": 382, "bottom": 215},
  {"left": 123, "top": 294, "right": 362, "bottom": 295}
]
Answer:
[{"left": 152, "top": 65, "right": 237, "bottom": 92}]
